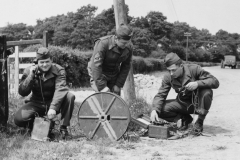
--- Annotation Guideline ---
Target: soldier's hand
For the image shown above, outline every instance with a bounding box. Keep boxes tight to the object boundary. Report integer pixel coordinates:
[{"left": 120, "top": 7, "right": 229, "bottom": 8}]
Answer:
[
  {"left": 156, "top": 118, "right": 168, "bottom": 124},
  {"left": 100, "top": 86, "right": 110, "bottom": 92},
  {"left": 113, "top": 85, "right": 120, "bottom": 95},
  {"left": 150, "top": 110, "right": 160, "bottom": 122},
  {"left": 150, "top": 110, "right": 168, "bottom": 124},
  {"left": 185, "top": 82, "right": 198, "bottom": 91},
  {"left": 29, "top": 65, "right": 38, "bottom": 78},
  {"left": 47, "top": 109, "right": 56, "bottom": 120},
  {"left": 6, "top": 47, "right": 14, "bottom": 56}
]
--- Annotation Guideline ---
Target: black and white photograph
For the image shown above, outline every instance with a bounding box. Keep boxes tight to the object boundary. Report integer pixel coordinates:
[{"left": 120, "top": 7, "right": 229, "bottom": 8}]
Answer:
[{"left": 0, "top": 0, "right": 239, "bottom": 159}]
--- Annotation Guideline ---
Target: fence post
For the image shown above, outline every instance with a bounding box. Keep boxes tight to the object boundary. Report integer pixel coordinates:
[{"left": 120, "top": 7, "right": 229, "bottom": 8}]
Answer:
[
  {"left": 14, "top": 46, "right": 19, "bottom": 95},
  {"left": 43, "top": 31, "right": 48, "bottom": 47},
  {"left": 7, "top": 57, "right": 10, "bottom": 98}
]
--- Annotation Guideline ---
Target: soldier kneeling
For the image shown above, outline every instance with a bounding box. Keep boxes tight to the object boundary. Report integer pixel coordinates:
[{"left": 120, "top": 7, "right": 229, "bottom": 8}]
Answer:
[{"left": 14, "top": 47, "right": 75, "bottom": 138}]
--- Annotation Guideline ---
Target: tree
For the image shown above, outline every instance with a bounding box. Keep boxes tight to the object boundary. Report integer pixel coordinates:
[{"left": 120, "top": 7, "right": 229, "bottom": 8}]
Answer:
[
  {"left": 169, "top": 45, "right": 186, "bottom": 60},
  {"left": 33, "top": 14, "right": 66, "bottom": 44},
  {"left": 52, "top": 18, "right": 74, "bottom": 46},
  {"left": 130, "top": 11, "right": 171, "bottom": 57},
  {"left": 131, "top": 27, "right": 156, "bottom": 57},
  {"left": 1, "top": 23, "right": 32, "bottom": 41},
  {"left": 216, "top": 29, "right": 229, "bottom": 40},
  {"left": 146, "top": 11, "right": 172, "bottom": 42},
  {"left": 95, "top": 6, "right": 116, "bottom": 35},
  {"left": 170, "top": 21, "right": 191, "bottom": 46},
  {"left": 68, "top": 5, "right": 99, "bottom": 50}
]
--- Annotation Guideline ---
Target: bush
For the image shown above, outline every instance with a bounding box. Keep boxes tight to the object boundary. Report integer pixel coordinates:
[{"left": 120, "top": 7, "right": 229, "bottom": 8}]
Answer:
[
  {"left": 132, "top": 56, "right": 165, "bottom": 73},
  {"left": 23, "top": 45, "right": 90, "bottom": 87},
  {"left": 149, "top": 49, "right": 166, "bottom": 59},
  {"left": 169, "top": 45, "right": 186, "bottom": 60},
  {"left": 185, "top": 61, "right": 220, "bottom": 67},
  {"left": 128, "top": 97, "right": 151, "bottom": 132},
  {"left": 22, "top": 45, "right": 167, "bottom": 87}
]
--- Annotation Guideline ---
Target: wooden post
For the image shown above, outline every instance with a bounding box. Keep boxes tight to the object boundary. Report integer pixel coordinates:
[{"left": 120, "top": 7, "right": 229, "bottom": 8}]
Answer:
[
  {"left": 184, "top": 32, "right": 191, "bottom": 62},
  {"left": 0, "top": 35, "right": 9, "bottom": 127},
  {"left": 7, "top": 57, "right": 10, "bottom": 98},
  {"left": 113, "top": 0, "right": 136, "bottom": 106},
  {"left": 14, "top": 46, "right": 19, "bottom": 95},
  {"left": 43, "top": 31, "right": 48, "bottom": 47},
  {"left": 7, "top": 31, "right": 48, "bottom": 96}
]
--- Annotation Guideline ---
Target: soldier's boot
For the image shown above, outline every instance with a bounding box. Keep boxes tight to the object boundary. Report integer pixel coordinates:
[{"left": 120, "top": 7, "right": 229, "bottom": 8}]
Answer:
[
  {"left": 178, "top": 114, "right": 193, "bottom": 131},
  {"left": 193, "top": 115, "right": 205, "bottom": 133},
  {"left": 60, "top": 125, "right": 70, "bottom": 140}
]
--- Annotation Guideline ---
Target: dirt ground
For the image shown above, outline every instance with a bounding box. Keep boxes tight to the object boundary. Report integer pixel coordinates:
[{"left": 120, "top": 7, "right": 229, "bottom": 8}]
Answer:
[{"left": 71, "top": 66, "right": 240, "bottom": 160}]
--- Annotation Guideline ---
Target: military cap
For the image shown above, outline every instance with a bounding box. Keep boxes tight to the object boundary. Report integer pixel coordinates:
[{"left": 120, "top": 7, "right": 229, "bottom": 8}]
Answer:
[
  {"left": 116, "top": 24, "right": 133, "bottom": 40},
  {"left": 164, "top": 52, "right": 181, "bottom": 67},
  {"left": 36, "top": 47, "right": 51, "bottom": 60}
]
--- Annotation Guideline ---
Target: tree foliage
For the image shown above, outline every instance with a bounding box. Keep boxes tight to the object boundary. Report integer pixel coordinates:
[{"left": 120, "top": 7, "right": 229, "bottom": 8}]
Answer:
[
  {"left": 2, "top": 4, "right": 240, "bottom": 62},
  {"left": 1, "top": 23, "right": 33, "bottom": 41}
]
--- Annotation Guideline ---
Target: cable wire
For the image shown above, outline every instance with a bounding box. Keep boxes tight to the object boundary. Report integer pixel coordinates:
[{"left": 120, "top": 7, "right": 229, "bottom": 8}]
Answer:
[{"left": 170, "top": 0, "right": 179, "bottom": 21}]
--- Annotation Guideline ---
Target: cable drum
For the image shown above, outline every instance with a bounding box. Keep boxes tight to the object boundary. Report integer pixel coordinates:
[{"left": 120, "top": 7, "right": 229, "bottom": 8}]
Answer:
[{"left": 77, "top": 92, "right": 130, "bottom": 141}]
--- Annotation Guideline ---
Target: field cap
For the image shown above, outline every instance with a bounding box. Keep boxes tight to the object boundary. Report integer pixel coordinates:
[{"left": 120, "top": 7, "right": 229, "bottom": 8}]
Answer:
[
  {"left": 116, "top": 24, "right": 133, "bottom": 40},
  {"left": 164, "top": 52, "right": 181, "bottom": 67},
  {"left": 36, "top": 47, "right": 50, "bottom": 60}
]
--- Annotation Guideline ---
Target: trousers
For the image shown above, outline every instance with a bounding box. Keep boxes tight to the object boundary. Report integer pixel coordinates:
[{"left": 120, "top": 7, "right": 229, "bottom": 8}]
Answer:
[
  {"left": 88, "top": 71, "right": 120, "bottom": 96},
  {"left": 159, "top": 88, "right": 213, "bottom": 122},
  {"left": 14, "top": 92, "right": 75, "bottom": 129}
]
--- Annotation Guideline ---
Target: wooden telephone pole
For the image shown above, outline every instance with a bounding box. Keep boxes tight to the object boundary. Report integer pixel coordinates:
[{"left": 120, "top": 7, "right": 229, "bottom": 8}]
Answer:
[
  {"left": 184, "top": 32, "right": 191, "bottom": 62},
  {"left": 113, "top": 0, "right": 136, "bottom": 106}
]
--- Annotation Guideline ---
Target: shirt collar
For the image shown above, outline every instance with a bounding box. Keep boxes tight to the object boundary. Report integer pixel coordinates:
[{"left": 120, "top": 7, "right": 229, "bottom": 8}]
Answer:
[
  {"left": 108, "top": 35, "right": 117, "bottom": 50},
  {"left": 42, "top": 64, "right": 59, "bottom": 81}
]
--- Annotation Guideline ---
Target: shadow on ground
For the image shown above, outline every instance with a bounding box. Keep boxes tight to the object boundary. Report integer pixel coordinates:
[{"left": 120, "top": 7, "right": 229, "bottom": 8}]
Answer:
[{"left": 203, "top": 124, "right": 231, "bottom": 135}]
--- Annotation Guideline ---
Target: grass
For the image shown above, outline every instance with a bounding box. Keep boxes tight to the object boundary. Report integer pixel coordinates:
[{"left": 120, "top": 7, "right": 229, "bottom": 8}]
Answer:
[{"left": 0, "top": 93, "right": 149, "bottom": 160}]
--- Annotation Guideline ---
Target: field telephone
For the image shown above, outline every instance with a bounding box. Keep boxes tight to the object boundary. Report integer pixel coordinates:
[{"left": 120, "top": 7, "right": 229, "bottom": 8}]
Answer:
[{"left": 131, "top": 114, "right": 177, "bottom": 139}]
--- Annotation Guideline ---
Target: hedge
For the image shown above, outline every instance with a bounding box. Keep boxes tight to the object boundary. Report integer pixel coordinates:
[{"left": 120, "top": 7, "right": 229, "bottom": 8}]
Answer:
[
  {"left": 23, "top": 45, "right": 220, "bottom": 88},
  {"left": 184, "top": 61, "right": 220, "bottom": 67},
  {"left": 132, "top": 56, "right": 165, "bottom": 73},
  {"left": 23, "top": 45, "right": 90, "bottom": 87},
  {"left": 22, "top": 45, "right": 167, "bottom": 87}
]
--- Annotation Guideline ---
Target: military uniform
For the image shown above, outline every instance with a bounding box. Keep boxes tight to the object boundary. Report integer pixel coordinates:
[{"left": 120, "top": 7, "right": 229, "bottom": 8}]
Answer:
[
  {"left": 88, "top": 35, "right": 133, "bottom": 92},
  {"left": 14, "top": 63, "right": 75, "bottom": 128},
  {"left": 152, "top": 64, "right": 219, "bottom": 122}
]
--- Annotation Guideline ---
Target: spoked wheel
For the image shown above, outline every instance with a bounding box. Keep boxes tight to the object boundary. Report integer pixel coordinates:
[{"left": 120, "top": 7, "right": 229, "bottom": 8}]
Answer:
[{"left": 77, "top": 92, "right": 130, "bottom": 141}]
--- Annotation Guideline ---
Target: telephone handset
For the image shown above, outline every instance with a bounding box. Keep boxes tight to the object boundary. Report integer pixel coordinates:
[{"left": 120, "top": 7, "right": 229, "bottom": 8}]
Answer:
[
  {"left": 32, "top": 59, "right": 42, "bottom": 78},
  {"left": 34, "top": 66, "right": 42, "bottom": 78}
]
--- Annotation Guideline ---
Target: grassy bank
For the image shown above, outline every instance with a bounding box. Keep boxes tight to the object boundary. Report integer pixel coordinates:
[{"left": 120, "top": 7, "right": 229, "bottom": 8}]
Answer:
[{"left": 1, "top": 94, "right": 150, "bottom": 159}]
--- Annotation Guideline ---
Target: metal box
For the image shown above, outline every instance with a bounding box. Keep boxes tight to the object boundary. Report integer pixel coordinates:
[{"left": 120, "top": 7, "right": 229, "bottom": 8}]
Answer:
[
  {"left": 148, "top": 124, "right": 176, "bottom": 139},
  {"left": 131, "top": 114, "right": 177, "bottom": 139},
  {"left": 31, "top": 117, "right": 51, "bottom": 141}
]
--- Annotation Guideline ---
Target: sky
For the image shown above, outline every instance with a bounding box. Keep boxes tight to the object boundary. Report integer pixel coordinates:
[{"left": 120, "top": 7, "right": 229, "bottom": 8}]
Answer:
[{"left": 0, "top": 0, "right": 240, "bottom": 35}]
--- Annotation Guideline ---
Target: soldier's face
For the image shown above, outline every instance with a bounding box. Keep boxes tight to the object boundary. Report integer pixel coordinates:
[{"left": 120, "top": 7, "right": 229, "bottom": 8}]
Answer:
[
  {"left": 38, "top": 58, "right": 52, "bottom": 72},
  {"left": 116, "top": 38, "right": 130, "bottom": 49},
  {"left": 167, "top": 64, "right": 180, "bottom": 76}
]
